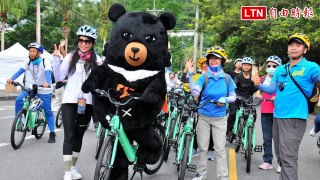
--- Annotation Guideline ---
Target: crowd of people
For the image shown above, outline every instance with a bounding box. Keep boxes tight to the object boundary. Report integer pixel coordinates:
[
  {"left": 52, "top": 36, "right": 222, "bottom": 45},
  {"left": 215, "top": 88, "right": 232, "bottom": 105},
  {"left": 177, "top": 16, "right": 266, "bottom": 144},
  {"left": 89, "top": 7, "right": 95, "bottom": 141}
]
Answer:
[{"left": 5, "top": 25, "right": 320, "bottom": 180}]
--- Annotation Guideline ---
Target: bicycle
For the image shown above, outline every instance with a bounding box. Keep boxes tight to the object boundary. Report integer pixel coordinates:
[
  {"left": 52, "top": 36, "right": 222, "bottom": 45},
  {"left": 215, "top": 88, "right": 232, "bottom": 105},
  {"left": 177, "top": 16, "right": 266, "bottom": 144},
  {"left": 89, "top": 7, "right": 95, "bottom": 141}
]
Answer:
[
  {"left": 175, "top": 96, "right": 221, "bottom": 180},
  {"left": 93, "top": 89, "right": 165, "bottom": 180},
  {"left": 10, "top": 82, "right": 48, "bottom": 149},
  {"left": 234, "top": 97, "right": 264, "bottom": 173},
  {"left": 55, "top": 81, "right": 67, "bottom": 128}
]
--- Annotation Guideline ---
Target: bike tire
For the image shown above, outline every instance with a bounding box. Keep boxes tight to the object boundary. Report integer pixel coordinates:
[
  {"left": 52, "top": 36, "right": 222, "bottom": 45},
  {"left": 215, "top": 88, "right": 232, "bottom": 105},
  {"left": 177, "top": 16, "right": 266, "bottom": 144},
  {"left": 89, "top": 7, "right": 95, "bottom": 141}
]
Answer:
[
  {"left": 33, "top": 110, "right": 47, "bottom": 139},
  {"left": 94, "top": 135, "right": 114, "bottom": 180},
  {"left": 163, "top": 119, "right": 176, "bottom": 162},
  {"left": 178, "top": 134, "right": 191, "bottom": 180},
  {"left": 144, "top": 123, "right": 165, "bottom": 175},
  {"left": 235, "top": 117, "right": 244, "bottom": 153},
  {"left": 55, "top": 106, "right": 63, "bottom": 128},
  {"left": 246, "top": 127, "right": 253, "bottom": 173},
  {"left": 95, "top": 127, "right": 106, "bottom": 160},
  {"left": 10, "top": 110, "right": 27, "bottom": 149}
]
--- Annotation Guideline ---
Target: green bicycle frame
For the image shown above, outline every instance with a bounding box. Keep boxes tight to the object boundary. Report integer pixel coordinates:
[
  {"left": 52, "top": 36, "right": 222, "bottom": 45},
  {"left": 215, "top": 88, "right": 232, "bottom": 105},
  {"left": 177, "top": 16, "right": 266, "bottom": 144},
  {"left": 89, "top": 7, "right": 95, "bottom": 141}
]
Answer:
[
  {"left": 232, "top": 105, "right": 244, "bottom": 134},
  {"left": 165, "top": 106, "right": 178, "bottom": 137},
  {"left": 242, "top": 114, "right": 256, "bottom": 150},
  {"left": 176, "top": 116, "right": 194, "bottom": 165},
  {"left": 109, "top": 115, "right": 138, "bottom": 168}
]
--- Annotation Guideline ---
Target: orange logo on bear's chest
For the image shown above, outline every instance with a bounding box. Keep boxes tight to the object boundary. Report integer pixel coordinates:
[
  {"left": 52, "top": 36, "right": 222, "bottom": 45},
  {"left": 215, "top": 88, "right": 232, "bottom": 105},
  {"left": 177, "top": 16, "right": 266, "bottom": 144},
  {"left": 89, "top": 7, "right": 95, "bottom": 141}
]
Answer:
[{"left": 116, "top": 84, "right": 135, "bottom": 98}]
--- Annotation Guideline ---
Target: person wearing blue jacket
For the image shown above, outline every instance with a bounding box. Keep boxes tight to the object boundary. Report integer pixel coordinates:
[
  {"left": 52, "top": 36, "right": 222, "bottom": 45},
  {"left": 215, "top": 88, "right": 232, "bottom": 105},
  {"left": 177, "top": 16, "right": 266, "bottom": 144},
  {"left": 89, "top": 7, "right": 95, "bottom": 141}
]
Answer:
[
  {"left": 253, "top": 33, "right": 320, "bottom": 180},
  {"left": 6, "top": 42, "right": 55, "bottom": 143}
]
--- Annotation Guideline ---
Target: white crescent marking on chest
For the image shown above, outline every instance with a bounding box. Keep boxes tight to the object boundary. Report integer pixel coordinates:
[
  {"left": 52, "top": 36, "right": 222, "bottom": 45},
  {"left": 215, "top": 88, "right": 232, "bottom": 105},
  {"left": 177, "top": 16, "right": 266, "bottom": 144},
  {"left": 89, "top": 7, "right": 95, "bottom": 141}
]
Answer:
[{"left": 108, "top": 64, "right": 160, "bottom": 82}]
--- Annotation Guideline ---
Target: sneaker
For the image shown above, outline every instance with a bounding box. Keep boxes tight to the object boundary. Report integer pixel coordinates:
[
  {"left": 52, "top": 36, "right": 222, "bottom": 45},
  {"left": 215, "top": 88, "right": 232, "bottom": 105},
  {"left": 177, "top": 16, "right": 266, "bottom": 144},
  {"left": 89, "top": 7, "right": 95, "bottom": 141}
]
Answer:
[
  {"left": 309, "top": 127, "right": 317, "bottom": 137},
  {"left": 64, "top": 171, "right": 72, "bottom": 180},
  {"left": 192, "top": 148, "right": 198, "bottom": 157},
  {"left": 71, "top": 166, "right": 82, "bottom": 180},
  {"left": 48, "top": 132, "right": 56, "bottom": 143},
  {"left": 207, "top": 150, "right": 215, "bottom": 161},
  {"left": 276, "top": 165, "right": 281, "bottom": 173},
  {"left": 192, "top": 172, "right": 207, "bottom": 180},
  {"left": 259, "top": 162, "right": 273, "bottom": 170}
]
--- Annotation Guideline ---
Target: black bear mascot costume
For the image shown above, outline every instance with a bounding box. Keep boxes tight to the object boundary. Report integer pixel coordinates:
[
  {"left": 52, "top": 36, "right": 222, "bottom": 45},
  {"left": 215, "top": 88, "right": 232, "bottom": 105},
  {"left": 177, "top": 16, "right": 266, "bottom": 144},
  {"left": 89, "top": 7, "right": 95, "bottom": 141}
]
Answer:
[{"left": 81, "top": 3, "right": 175, "bottom": 180}]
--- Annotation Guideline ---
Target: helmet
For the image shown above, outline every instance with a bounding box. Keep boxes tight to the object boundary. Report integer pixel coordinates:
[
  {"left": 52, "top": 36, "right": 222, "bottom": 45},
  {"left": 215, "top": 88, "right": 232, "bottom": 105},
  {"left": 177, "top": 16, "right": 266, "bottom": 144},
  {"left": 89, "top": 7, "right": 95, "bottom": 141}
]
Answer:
[
  {"left": 206, "top": 46, "right": 227, "bottom": 60},
  {"left": 196, "top": 57, "right": 207, "bottom": 69},
  {"left": 77, "top": 25, "right": 97, "bottom": 40},
  {"left": 242, "top": 57, "right": 254, "bottom": 65},
  {"left": 288, "top": 33, "right": 310, "bottom": 51},
  {"left": 266, "top": 55, "right": 282, "bottom": 66},
  {"left": 28, "top": 42, "right": 44, "bottom": 54},
  {"left": 29, "top": 98, "right": 43, "bottom": 112},
  {"left": 233, "top": 58, "right": 242, "bottom": 65}
]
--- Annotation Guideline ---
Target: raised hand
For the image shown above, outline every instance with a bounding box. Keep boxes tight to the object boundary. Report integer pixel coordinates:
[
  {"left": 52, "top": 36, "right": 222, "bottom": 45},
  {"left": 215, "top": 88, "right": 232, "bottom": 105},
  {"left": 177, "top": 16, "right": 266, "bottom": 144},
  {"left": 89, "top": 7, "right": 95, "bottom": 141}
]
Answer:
[{"left": 52, "top": 44, "right": 60, "bottom": 57}]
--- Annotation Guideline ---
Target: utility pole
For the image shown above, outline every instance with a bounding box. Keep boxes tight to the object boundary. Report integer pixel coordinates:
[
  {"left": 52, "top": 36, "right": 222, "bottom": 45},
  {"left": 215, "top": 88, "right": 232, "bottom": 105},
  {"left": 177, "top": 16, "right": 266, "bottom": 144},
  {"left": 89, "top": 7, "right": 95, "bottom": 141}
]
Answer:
[
  {"left": 146, "top": 0, "right": 164, "bottom": 15},
  {"left": 36, "top": 0, "right": 41, "bottom": 43},
  {"left": 193, "top": 1, "right": 199, "bottom": 69}
]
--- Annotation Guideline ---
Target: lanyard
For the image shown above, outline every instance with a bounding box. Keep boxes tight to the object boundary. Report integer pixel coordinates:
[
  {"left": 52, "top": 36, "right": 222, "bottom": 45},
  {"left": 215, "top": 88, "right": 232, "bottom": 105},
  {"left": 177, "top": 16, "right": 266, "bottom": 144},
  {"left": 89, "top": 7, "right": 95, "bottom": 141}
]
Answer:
[{"left": 32, "top": 64, "right": 39, "bottom": 83}]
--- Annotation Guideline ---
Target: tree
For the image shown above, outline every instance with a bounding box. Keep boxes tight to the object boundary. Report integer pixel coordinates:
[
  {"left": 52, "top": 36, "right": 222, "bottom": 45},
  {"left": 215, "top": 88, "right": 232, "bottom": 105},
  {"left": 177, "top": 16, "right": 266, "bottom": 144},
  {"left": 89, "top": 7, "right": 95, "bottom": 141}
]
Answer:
[{"left": 0, "top": 0, "right": 27, "bottom": 51}]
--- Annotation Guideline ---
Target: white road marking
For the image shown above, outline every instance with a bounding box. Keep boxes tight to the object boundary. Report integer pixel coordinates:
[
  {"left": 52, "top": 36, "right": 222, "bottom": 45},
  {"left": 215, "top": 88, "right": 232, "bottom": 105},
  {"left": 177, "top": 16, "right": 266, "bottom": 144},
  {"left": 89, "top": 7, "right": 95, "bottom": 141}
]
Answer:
[
  {"left": 0, "top": 143, "right": 9, "bottom": 148},
  {"left": 0, "top": 116, "right": 15, "bottom": 120},
  {"left": 0, "top": 106, "right": 14, "bottom": 111}
]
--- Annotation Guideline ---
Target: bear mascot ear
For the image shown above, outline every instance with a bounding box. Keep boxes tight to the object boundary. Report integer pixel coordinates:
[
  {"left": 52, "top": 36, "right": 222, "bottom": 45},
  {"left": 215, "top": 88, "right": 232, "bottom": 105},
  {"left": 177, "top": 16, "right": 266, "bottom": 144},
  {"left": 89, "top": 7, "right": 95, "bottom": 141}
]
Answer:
[
  {"left": 108, "top": 3, "right": 127, "bottom": 22},
  {"left": 159, "top": 12, "right": 176, "bottom": 30}
]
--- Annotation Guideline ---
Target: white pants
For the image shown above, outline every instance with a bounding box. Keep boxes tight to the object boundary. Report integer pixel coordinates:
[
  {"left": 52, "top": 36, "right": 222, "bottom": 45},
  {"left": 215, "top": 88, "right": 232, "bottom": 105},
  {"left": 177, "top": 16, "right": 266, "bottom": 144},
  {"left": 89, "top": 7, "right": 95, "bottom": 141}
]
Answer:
[{"left": 52, "top": 86, "right": 64, "bottom": 112}]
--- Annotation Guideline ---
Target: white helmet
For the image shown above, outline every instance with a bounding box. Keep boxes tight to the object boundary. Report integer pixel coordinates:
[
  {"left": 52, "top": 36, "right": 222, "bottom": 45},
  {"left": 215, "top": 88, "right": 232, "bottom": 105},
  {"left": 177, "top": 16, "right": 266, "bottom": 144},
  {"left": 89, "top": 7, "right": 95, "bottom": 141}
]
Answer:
[
  {"left": 242, "top": 57, "right": 254, "bottom": 65},
  {"left": 233, "top": 58, "right": 242, "bottom": 65},
  {"left": 76, "top": 25, "right": 97, "bottom": 40},
  {"left": 266, "top": 55, "right": 282, "bottom": 66},
  {"left": 29, "top": 98, "right": 43, "bottom": 112}
]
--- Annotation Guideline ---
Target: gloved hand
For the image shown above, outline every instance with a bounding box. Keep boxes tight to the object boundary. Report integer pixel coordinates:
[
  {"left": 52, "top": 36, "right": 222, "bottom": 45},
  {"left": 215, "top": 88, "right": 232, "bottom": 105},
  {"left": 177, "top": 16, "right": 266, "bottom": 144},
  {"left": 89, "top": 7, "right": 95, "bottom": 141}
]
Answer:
[{"left": 217, "top": 97, "right": 227, "bottom": 104}]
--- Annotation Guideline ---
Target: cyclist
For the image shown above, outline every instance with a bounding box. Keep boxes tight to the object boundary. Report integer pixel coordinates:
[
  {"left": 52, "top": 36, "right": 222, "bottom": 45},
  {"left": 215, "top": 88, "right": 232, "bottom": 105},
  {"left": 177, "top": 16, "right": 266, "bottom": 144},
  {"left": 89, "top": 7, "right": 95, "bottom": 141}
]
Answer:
[
  {"left": 52, "top": 25, "right": 102, "bottom": 180},
  {"left": 227, "top": 57, "right": 258, "bottom": 135},
  {"left": 188, "top": 46, "right": 236, "bottom": 180},
  {"left": 166, "top": 71, "right": 182, "bottom": 91},
  {"left": 226, "top": 58, "right": 242, "bottom": 79},
  {"left": 52, "top": 39, "right": 67, "bottom": 112},
  {"left": 253, "top": 33, "right": 320, "bottom": 180},
  {"left": 6, "top": 42, "right": 56, "bottom": 143},
  {"left": 255, "top": 56, "right": 281, "bottom": 172}
]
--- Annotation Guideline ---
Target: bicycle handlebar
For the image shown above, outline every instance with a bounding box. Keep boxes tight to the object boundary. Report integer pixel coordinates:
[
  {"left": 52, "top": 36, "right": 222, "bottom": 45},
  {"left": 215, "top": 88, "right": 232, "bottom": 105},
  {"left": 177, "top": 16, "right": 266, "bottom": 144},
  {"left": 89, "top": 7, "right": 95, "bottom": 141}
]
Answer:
[
  {"left": 11, "top": 81, "right": 51, "bottom": 91},
  {"left": 93, "top": 89, "right": 141, "bottom": 106},
  {"left": 186, "top": 99, "right": 225, "bottom": 109},
  {"left": 236, "top": 96, "right": 265, "bottom": 106}
]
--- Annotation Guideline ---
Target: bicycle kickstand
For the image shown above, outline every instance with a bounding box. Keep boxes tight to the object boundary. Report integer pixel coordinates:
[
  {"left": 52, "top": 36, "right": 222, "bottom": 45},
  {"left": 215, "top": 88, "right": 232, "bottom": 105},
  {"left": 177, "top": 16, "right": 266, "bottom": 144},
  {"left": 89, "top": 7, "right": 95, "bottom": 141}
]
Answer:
[{"left": 130, "top": 164, "right": 145, "bottom": 180}]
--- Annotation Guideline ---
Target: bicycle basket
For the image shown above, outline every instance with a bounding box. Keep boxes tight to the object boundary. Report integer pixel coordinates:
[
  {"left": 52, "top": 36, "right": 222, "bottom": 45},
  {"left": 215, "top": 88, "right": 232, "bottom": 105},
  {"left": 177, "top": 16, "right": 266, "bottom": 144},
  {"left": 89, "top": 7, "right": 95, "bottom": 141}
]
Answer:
[{"left": 29, "top": 98, "right": 43, "bottom": 112}]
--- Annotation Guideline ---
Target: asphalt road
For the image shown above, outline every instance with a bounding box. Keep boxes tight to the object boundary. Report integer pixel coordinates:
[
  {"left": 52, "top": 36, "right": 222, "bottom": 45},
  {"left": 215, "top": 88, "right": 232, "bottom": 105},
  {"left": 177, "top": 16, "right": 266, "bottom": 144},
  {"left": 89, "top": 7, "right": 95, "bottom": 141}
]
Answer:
[{"left": 0, "top": 99, "right": 320, "bottom": 180}]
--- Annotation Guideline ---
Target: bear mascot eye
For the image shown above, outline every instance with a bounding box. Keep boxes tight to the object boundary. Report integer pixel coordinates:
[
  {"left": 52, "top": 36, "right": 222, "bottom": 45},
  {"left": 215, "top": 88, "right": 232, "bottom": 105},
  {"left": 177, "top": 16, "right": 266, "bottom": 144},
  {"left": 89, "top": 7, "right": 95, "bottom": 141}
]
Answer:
[
  {"left": 122, "top": 32, "right": 132, "bottom": 40},
  {"left": 145, "top": 35, "right": 156, "bottom": 43}
]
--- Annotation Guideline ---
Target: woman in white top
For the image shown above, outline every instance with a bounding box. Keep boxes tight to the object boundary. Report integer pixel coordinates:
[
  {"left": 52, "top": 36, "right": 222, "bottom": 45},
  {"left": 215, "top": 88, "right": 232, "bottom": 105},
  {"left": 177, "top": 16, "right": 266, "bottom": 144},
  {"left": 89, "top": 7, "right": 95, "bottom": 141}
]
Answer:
[{"left": 53, "top": 25, "right": 102, "bottom": 180}]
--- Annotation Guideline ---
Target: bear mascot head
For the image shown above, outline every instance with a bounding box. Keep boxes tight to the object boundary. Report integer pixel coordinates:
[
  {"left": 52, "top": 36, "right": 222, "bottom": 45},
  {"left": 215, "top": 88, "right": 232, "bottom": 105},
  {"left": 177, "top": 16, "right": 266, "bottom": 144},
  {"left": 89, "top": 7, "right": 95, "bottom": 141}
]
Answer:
[{"left": 82, "top": 3, "right": 176, "bottom": 133}]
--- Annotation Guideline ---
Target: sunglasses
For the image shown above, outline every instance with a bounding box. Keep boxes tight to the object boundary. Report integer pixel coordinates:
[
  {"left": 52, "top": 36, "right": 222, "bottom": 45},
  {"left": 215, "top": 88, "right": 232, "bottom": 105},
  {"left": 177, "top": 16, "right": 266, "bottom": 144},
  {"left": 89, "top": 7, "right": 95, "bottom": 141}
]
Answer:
[
  {"left": 266, "top": 65, "right": 277, "bottom": 68},
  {"left": 78, "top": 39, "right": 92, "bottom": 45}
]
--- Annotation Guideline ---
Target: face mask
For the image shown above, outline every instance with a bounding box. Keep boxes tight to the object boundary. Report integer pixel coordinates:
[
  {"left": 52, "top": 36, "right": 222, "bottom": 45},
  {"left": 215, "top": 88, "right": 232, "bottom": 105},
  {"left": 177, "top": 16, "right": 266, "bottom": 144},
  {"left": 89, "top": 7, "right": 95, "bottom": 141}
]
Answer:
[
  {"left": 208, "top": 65, "right": 222, "bottom": 72},
  {"left": 266, "top": 67, "right": 276, "bottom": 75},
  {"left": 31, "top": 57, "right": 42, "bottom": 65}
]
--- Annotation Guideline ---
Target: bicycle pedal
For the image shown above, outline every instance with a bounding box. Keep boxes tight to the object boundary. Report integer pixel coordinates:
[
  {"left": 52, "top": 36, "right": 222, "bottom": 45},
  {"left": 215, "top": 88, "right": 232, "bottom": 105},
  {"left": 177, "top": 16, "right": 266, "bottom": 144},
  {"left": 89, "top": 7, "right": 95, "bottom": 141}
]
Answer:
[
  {"left": 173, "top": 162, "right": 179, "bottom": 166},
  {"left": 187, "top": 164, "right": 196, "bottom": 172},
  {"left": 133, "top": 164, "right": 145, "bottom": 173},
  {"left": 254, "top": 145, "right": 263, "bottom": 152},
  {"left": 169, "top": 139, "right": 177, "bottom": 146}
]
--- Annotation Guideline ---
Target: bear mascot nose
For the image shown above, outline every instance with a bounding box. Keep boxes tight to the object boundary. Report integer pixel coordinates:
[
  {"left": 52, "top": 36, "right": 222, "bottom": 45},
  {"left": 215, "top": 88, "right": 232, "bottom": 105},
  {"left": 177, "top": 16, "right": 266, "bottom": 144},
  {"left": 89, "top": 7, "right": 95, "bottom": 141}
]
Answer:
[{"left": 131, "top": 47, "right": 139, "bottom": 53}]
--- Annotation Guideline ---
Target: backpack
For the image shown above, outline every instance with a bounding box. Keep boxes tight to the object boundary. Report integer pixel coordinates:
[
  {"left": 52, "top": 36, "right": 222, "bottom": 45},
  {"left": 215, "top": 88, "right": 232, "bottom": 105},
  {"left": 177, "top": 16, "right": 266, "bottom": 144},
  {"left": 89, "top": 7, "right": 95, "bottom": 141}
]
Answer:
[
  {"left": 309, "top": 82, "right": 320, "bottom": 103},
  {"left": 27, "top": 58, "right": 55, "bottom": 84},
  {"left": 197, "top": 72, "right": 231, "bottom": 105}
]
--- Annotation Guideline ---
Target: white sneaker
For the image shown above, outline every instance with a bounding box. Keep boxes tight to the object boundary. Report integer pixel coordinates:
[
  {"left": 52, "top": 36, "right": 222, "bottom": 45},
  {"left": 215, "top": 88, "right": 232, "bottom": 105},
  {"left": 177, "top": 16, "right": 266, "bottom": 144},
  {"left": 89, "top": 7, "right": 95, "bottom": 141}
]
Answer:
[
  {"left": 310, "top": 127, "right": 317, "bottom": 137},
  {"left": 192, "top": 172, "right": 207, "bottom": 180},
  {"left": 276, "top": 165, "right": 281, "bottom": 173},
  {"left": 64, "top": 171, "right": 72, "bottom": 180},
  {"left": 71, "top": 166, "right": 82, "bottom": 180},
  {"left": 192, "top": 148, "right": 199, "bottom": 157}
]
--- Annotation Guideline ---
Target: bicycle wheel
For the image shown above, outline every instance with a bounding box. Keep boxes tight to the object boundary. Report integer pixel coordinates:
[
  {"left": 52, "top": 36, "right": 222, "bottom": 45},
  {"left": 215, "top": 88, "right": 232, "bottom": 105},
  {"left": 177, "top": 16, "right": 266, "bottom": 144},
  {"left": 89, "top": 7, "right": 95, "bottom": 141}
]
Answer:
[
  {"left": 163, "top": 118, "right": 176, "bottom": 161},
  {"left": 55, "top": 106, "right": 63, "bottom": 128},
  {"left": 33, "top": 110, "right": 47, "bottom": 139},
  {"left": 11, "top": 110, "right": 28, "bottom": 149},
  {"left": 144, "top": 123, "right": 165, "bottom": 175},
  {"left": 94, "top": 135, "right": 115, "bottom": 180},
  {"left": 246, "top": 127, "right": 253, "bottom": 173},
  {"left": 235, "top": 117, "right": 244, "bottom": 153},
  {"left": 178, "top": 134, "right": 191, "bottom": 180},
  {"left": 95, "top": 127, "right": 106, "bottom": 160}
]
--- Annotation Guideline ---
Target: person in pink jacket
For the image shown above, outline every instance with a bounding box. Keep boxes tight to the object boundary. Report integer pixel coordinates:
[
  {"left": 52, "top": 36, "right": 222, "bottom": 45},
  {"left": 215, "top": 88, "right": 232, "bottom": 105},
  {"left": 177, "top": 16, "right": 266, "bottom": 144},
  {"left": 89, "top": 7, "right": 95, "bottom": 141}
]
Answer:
[{"left": 256, "top": 56, "right": 282, "bottom": 173}]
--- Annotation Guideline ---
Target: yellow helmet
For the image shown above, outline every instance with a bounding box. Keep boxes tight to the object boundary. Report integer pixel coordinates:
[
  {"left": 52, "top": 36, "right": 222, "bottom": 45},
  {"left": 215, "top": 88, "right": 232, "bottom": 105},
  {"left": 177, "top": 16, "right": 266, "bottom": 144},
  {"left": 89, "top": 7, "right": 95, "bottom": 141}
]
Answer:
[
  {"left": 206, "top": 46, "right": 227, "bottom": 61},
  {"left": 288, "top": 33, "right": 310, "bottom": 51},
  {"left": 196, "top": 57, "right": 207, "bottom": 69}
]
